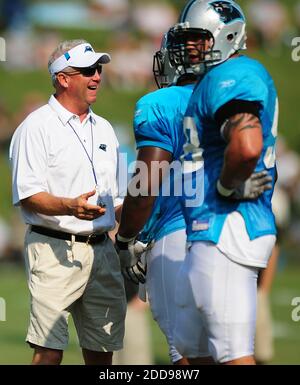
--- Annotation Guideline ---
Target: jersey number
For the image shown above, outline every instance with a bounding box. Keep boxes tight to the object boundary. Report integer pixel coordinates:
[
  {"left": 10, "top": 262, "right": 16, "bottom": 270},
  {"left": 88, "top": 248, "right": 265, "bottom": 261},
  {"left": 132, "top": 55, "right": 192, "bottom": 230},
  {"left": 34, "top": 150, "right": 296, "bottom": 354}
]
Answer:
[
  {"left": 181, "top": 116, "right": 204, "bottom": 173},
  {"left": 263, "top": 98, "right": 278, "bottom": 169}
]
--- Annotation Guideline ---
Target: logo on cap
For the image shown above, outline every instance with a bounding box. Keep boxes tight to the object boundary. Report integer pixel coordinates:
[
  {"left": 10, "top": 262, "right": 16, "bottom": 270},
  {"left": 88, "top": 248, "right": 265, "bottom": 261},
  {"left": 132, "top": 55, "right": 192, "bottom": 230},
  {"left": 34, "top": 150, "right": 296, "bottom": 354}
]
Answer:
[
  {"left": 64, "top": 52, "right": 71, "bottom": 61},
  {"left": 84, "top": 46, "right": 93, "bottom": 53}
]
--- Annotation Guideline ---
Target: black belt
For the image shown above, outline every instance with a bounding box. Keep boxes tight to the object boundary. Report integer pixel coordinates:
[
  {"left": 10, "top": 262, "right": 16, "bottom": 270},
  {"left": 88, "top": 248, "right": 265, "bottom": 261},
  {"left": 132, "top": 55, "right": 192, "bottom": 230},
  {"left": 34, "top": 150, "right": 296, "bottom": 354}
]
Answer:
[{"left": 31, "top": 225, "right": 107, "bottom": 245}]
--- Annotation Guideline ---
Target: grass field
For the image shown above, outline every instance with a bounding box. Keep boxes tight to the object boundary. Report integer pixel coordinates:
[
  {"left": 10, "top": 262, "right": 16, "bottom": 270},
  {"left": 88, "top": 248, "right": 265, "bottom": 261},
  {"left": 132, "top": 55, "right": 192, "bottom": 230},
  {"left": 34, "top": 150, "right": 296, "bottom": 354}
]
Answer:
[
  {"left": 0, "top": 0, "right": 299, "bottom": 365},
  {"left": 0, "top": 259, "right": 300, "bottom": 365}
]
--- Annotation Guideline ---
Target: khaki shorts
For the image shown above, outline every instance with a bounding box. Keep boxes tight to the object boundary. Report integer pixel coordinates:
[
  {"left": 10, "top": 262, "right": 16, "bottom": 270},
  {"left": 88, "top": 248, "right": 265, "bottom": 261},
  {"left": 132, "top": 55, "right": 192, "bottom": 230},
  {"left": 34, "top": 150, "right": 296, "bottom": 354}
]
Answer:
[{"left": 24, "top": 228, "right": 126, "bottom": 352}]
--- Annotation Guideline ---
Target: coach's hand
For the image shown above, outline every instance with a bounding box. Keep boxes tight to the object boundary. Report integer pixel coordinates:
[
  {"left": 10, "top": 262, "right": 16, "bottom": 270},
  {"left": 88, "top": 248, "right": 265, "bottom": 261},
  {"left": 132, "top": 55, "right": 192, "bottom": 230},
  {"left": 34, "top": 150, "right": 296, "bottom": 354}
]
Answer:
[
  {"left": 67, "top": 189, "right": 106, "bottom": 220},
  {"left": 217, "top": 170, "right": 272, "bottom": 201},
  {"left": 115, "top": 234, "right": 148, "bottom": 284}
]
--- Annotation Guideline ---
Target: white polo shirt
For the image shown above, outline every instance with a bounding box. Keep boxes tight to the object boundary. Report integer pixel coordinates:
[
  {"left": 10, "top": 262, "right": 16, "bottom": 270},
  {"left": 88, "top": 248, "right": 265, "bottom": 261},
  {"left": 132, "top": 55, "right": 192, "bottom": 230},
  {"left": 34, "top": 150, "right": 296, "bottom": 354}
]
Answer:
[{"left": 9, "top": 95, "right": 123, "bottom": 235}]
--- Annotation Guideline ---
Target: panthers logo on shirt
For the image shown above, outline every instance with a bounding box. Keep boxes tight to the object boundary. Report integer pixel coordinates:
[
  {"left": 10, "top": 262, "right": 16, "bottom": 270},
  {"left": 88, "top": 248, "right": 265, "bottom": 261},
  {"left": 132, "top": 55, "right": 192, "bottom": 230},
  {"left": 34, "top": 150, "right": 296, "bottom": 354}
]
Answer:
[{"left": 210, "top": 1, "right": 244, "bottom": 24}]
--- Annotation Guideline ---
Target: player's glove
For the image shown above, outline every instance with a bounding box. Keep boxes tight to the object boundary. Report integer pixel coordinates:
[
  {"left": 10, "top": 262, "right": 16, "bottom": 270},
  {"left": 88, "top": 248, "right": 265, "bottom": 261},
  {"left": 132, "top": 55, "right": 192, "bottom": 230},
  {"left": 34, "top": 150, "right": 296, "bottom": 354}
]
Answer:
[
  {"left": 115, "top": 234, "right": 149, "bottom": 284},
  {"left": 217, "top": 170, "right": 272, "bottom": 201}
]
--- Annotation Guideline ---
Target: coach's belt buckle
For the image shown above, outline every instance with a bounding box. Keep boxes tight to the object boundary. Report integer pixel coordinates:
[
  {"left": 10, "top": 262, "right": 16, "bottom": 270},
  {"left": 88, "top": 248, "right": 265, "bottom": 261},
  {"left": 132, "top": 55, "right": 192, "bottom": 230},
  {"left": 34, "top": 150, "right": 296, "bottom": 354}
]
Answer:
[{"left": 86, "top": 233, "right": 97, "bottom": 245}]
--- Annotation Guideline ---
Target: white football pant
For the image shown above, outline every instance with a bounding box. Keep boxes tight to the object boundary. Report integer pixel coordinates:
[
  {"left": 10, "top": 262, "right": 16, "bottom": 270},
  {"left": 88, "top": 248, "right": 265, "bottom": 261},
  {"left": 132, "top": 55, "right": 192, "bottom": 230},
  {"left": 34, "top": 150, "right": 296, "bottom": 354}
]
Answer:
[
  {"left": 174, "top": 241, "right": 259, "bottom": 363},
  {"left": 144, "top": 229, "right": 187, "bottom": 363}
]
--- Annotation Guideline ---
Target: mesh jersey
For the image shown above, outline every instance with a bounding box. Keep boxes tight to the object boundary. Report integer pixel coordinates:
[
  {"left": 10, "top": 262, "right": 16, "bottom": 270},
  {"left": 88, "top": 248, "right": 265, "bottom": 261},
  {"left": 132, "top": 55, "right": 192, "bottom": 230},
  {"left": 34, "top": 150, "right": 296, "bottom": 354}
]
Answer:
[
  {"left": 181, "top": 55, "right": 278, "bottom": 243},
  {"left": 134, "top": 84, "right": 194, "bottom": 241}
]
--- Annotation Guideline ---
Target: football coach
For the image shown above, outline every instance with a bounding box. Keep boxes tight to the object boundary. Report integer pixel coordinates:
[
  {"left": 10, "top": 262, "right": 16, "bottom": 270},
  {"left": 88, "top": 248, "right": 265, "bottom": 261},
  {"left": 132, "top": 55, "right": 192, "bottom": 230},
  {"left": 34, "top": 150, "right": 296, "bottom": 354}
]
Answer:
[{"left": 9, "top": 39, "right": 126, "bottom": 365}]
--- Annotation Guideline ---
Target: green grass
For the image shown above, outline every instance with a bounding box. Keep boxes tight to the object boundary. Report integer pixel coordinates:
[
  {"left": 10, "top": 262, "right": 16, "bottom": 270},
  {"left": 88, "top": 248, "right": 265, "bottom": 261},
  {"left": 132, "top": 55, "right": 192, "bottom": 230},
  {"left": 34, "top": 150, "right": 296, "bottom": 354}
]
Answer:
[
  {"left": 270, "top": 263, "right": 300, "bottom": 365},
  {"left": 249, "top": 46, "right": 300, "bottom": 151},
  {"left": 0, "top": 261, "right": 300, "bottom": 365}
]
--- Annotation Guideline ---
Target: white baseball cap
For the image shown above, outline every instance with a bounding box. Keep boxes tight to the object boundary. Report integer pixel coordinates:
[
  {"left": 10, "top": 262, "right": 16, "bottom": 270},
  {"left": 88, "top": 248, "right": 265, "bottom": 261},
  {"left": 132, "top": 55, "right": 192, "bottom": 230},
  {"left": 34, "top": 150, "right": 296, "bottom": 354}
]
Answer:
[{"left": 48, "top": 43, "right": 111, "bottom": 76}]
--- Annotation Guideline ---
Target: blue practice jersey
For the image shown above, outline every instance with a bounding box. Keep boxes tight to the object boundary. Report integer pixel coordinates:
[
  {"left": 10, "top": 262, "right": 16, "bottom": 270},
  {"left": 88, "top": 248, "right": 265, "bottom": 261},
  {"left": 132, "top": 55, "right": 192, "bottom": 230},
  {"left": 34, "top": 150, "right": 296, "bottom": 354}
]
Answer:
[
  {"left": 134, "top": 84, "right": 194, "bottom": 242},
  {"left": 181, "top": 55, "right": 278, "bottom": 243}
]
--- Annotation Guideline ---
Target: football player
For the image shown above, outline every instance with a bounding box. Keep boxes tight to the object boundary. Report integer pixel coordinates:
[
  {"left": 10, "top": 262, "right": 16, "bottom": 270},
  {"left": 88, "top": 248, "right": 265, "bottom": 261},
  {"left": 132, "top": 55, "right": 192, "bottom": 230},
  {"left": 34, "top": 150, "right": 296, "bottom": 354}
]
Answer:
[
  {"left": 115, "top": 25, "right": 272, "bottom": 364},
  {"left": 167, "top": 0, "right": 278, "bottom": 365},
  {"left": 116, "top": 32, "right": 198, "bottom": 365}
]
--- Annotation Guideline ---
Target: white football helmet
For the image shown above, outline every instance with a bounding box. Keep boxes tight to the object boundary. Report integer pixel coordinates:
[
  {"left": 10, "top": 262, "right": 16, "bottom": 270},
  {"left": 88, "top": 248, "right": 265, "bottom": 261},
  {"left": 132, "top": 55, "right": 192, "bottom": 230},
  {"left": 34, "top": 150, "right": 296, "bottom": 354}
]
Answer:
[{"left": 168, "top": 0, "right": 247, "bottom": 75}]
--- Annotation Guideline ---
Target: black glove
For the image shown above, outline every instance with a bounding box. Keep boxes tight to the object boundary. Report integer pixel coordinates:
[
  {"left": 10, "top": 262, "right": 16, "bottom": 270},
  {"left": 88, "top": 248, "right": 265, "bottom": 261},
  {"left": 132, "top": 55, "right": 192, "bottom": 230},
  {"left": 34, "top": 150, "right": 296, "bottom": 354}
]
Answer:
[
  {"left": 115, "top": 234, "right": 149, "bottom": 284},
  {"left": 217, "top": 170, "right": 272, "bottom": 201}
]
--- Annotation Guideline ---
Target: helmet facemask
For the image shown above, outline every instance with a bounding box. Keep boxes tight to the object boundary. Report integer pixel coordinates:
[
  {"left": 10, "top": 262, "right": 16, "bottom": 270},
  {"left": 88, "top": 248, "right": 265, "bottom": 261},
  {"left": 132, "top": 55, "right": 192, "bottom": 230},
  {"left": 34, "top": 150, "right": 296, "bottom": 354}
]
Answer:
[
  {"left": 153, "top": 31, "right": 181, "bottom": 89},
  {"left": 153, "top": 49, "right": 172, "bottom": 89},
  {"left": 168, "top": 25, "right": 222, "bottom": 76},
  {"left": 153, "top": 31, "right": 195, "bottom": 89}
]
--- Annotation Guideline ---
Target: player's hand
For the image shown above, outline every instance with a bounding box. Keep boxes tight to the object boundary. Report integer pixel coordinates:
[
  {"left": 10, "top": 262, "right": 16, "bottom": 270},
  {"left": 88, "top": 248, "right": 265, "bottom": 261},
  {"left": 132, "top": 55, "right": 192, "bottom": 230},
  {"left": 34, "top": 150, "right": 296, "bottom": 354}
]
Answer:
[
  {"left": 217, "top": 171, "right": 272, "bottom": 201},
  {"left": 68, "top": 189, "right": 106, "bottom": 220},
  {"left": 233, "top": 171, "right": 273, "bottom": 199},
  {"left": 115, "top": 234, "right": 150, "bottom": 284}
]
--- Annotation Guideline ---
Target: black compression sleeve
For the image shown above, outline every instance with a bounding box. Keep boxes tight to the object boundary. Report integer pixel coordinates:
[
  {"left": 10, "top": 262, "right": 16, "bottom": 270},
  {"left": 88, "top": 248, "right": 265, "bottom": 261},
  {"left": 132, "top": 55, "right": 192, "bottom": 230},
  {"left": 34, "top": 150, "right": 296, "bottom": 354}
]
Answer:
[{"left": 215, "top": 99, "right": 261, "bottom": 127}]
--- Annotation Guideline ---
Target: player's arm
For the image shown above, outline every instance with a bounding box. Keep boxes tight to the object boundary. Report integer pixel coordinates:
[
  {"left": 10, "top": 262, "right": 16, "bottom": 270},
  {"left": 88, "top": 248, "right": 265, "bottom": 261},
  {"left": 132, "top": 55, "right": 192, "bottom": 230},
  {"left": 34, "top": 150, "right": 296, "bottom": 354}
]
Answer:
[
  {"left": 215, "top": 100, "right": 267, "bottom": 197},
  {"left": 220, "top": 111, "right": 263, "bottom": 189},
  {"left": 116, "top": 146, "right": 172, "bottom": 284},
  {"left": 118, "top": 146, "right": 172, "bottom": 239}
]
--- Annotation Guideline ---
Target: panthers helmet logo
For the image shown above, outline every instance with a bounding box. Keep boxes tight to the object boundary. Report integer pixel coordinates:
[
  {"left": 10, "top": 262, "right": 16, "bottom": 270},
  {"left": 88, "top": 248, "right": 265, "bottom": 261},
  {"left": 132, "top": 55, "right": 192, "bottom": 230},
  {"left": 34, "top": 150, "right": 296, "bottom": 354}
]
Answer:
[{"left": 210, "top": 1, "right": 244, "bottom": 24}]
